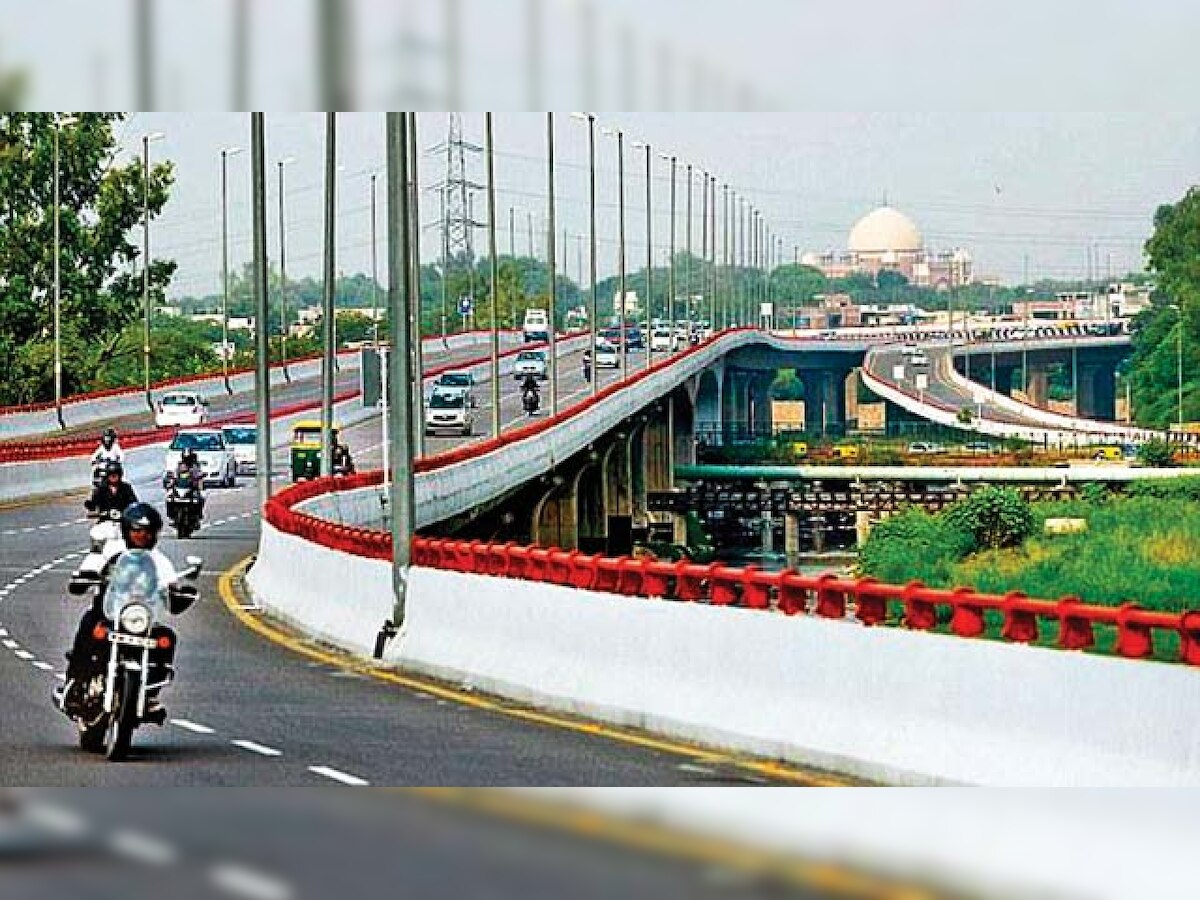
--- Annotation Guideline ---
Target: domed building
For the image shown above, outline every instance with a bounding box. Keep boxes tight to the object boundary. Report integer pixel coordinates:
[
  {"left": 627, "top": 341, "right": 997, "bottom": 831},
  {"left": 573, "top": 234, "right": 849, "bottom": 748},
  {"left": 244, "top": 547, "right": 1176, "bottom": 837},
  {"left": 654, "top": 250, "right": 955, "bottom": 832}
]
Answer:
[{"left": 802, "top": 205, "right": 972, "bottom": 289}]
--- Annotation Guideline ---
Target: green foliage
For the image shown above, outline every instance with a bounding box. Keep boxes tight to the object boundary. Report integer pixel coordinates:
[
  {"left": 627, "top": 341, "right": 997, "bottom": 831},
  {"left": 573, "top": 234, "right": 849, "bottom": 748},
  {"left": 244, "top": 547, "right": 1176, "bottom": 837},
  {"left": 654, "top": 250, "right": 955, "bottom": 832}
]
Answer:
[
  {"left": 0, "top": 113, "right": 176, "bottom": 405},
  {"left": 858, "top": 508, "right": 974, "bottom": 586},
  {"left": 770, "top": 371, "right": 806, "bottom": 402},
  {"left": 1137, "top": 439, "right": 1175, "bottom": 468},
  {"left": 1125, "top": 476, "right": 1200, "bottom": 502},
  {"left": 957, "top": 406, "right": 974, "bottom": 425},
  {"left": 944, "top": 486, "right": 1036, "bottom": 551},
  {"left": 769, "top": 264, "right": 828, "bottom": 305},
  {"left": 93, "top": 316, "right": 220, "bottom": 389},
  {"left": 1078, "top": 483, "right": 1111, "bottom": 506}
]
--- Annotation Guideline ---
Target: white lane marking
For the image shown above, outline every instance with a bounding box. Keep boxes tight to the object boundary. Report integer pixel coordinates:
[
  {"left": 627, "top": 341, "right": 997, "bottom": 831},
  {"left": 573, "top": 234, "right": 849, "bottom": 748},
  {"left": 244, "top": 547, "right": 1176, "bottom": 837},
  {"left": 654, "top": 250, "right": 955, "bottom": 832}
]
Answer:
[
  {"left": 210, "top": 863, "right": 295, "bottom": 900},
  {"left": 307, "top": 765, "right": 369, "bottom": 786},
  {"left": 23, "top": 802, "right": 90, "bottom": 837},
  {"left": 231, "top": 739, "right": 282, "bottom": 758},
  {"left": 171, "top": 718, "right": 216, "bottom": 735},
  {"left": 678, "top": 763, "right": 717, "bottom": 776},
  {"left": 14, "top": 650, "right": 35, "bottom": 660},
  {"left": 2, "top": 639, "right": 19, "bottom": 650},
  {"left": 32, "top": 661, "right": 55, "bottom": 671},
  {"left": 108, "top": 829, "right": 180, "bottom": 866},
  {"left": 0, "top": 627, "right": 7, "bottom": 637}
]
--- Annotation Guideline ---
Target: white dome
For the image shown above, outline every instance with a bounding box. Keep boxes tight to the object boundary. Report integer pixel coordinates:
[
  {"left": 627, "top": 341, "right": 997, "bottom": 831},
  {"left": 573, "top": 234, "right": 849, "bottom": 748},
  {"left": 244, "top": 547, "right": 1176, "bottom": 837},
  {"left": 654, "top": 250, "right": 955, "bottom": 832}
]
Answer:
[{"left": 848, "top": 206, "right": 923, "bottom": 254}]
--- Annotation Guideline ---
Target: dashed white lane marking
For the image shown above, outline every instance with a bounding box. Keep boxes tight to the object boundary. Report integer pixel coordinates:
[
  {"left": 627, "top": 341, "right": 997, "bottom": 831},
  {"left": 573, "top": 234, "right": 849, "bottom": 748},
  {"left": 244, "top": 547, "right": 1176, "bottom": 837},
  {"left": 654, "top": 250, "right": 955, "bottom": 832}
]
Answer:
[
  {"left": 2, "top": 639, "right": 19, "bottom": 650},
  {"left": 210, "top": 863, "right": 295, "bottom": 900},
  {"left": 0, "top": 627, "right": 8, "bottom": 637},
  {"left": 14, "top": 650, "right": 35, "bottom": 660},
  {"left": 231, "top": 739, "right": 282, "bottom": 758},
  {"left": 32, "top": 661, "right": 56, "bottom": 671},
  {"left": 108, "top": 829, "right": 180, "bottom": 866},
  {"left": 677, "top": 763, "right": 717, "bottom": 776},
  {"left": 171, "top": 718, "right": 216, "bottom": 735},
  {"left": 307, "top": 765, "right": 369, "bottom": 786},
  {"left": 23, "top": 802, "right": 91, "bottom": 837}
]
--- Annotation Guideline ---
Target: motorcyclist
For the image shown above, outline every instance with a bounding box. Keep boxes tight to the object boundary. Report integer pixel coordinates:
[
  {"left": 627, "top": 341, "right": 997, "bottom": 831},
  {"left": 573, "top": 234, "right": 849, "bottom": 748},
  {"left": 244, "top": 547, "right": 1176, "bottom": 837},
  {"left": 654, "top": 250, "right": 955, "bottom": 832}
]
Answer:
[
  {"left": 90, "top": 428, "right": 124, "bottom": 468},
  {"left": 332, "top": 438, "right": 356, "bottom": 476},
  {"left": 84, "top": 461, "right": 138, "bottom": 517},
  {"left": 61, "top": 503, "right": 190, "bottom": 723},
  {"left": 520, "top": 374, "right": 541, "bottom": 415},
  {"left": 165, "top": 449, "right": 205, "bottom": 521},
  {"left": 582, "top": 349, "right": 593, "bottom": 384}
]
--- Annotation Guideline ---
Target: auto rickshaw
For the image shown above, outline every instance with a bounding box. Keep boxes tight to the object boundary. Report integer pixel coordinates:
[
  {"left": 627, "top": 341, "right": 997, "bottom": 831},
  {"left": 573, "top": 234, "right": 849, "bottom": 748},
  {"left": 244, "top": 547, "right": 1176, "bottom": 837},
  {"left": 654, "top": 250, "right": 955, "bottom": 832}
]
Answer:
[{"left": 290, "top": 419, "right": 343, "bottom": 482}]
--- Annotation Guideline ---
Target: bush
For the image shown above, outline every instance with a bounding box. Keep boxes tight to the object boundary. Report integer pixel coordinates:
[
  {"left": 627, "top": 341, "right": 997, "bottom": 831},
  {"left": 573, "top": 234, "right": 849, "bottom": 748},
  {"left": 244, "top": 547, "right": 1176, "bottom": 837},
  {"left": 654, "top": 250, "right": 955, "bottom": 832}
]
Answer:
[
  {"left": 945, "top": 486, "right": 1036, "bottom": 551},
  {"left": 858, "top": 508, "right": 974, "bottom": 585},
  {"left": 1078, "top": 483, "right": 1111, "bottom": 506},
  {"left": 1137, "top": 439, "right": 1175, "bottom": 468},
  {"left": 957, "top": 407, "right": 974, "bottom": 425},
  {"left": 1126, "top": 476, "right": 1200, "bottom": 503}
]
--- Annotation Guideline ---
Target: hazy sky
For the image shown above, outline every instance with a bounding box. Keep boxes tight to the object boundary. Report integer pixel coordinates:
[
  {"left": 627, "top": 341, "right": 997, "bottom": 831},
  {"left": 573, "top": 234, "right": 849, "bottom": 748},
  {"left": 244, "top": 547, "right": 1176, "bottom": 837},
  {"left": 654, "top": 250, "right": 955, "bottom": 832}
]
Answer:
[{"left": 117, "top": 111, "right": 1198, "bottom": 301}]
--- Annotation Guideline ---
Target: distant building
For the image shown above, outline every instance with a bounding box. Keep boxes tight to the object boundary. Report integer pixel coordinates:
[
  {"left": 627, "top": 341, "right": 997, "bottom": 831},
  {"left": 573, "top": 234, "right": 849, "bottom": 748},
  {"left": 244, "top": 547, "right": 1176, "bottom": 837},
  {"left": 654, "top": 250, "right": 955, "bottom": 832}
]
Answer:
[
  {"left": 611, "top": 291, "right": 640, "bottom": 320},
  {"left": 1013, "top": 285, "right": 1151, "bottom": 322},
  {"left": 802, "top": 206, "right": 973, "bottom": 289}
]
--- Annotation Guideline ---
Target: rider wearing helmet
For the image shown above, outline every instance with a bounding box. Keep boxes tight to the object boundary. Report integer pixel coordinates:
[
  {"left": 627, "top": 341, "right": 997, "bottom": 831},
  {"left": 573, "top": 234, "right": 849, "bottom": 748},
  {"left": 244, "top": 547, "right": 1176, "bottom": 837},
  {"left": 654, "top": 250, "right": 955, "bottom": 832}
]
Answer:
[
  {"left": 166, "top": 448, "right": 206, "bottom": 520},
  {"left": 62, "top": 503, "right": 183, "bottom": 721},
  {"left": 90, "top": 428, "right": 124, "bottom": 468},
  {"left": 84, "top": 460, "right": 138, "bottom": 516}
]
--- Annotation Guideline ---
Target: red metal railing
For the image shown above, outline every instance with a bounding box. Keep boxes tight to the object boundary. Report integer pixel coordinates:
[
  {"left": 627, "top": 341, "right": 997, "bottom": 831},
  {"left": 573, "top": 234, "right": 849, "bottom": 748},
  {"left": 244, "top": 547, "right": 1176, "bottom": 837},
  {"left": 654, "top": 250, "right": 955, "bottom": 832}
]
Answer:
[{"left": 263, "top": 469, "right": 1200, "bottom": 667}]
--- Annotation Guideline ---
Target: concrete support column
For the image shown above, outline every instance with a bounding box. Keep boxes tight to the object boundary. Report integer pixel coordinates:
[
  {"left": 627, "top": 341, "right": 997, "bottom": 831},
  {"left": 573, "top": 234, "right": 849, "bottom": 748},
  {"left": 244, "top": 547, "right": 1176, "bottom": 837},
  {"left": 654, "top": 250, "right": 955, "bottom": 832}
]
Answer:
[
  {"left": 844, "top": 369, "right": 861, "bottom": 424},
  {"left": 750, "top": 372, "right": 774, "bottom": 435},
  {"left": 643, "top": 413, "right": 672, "bottom": 494},
  {"left": 994, "top": 365, "right": 1018, "bottom": 397},
  {"left": 1026, "top": 366, "right": 1049, "bottom": 408},
  {"left": 627, "top": 429, "right": 647, "bottom": 523},
  {"left": 532, "top": 476, "right": 577, "bottom": 550},
  {"left": 784, "top": 512, "right": 801, "bottom": 570},
  {"left": 575, "top": 463, "right": 607, "bottom": 553},
  {"left": 1081, "top": 365, "right": 1117, "bottom": 421}
]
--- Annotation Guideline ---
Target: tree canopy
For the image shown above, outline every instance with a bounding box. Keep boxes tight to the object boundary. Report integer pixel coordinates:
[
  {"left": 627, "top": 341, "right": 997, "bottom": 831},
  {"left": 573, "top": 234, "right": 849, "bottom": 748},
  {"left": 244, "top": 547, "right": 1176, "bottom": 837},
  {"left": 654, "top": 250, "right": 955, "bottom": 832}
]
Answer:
[{"left": 0, "top": 113, "right": 176, "bottom": 405}]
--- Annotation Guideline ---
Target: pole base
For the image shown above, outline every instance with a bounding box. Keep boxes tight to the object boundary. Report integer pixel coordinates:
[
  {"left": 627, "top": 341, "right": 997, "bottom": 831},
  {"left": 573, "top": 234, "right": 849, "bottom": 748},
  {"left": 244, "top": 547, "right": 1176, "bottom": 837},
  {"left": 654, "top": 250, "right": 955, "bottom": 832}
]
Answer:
[{"left": 373, "top": 620, "right": 399, "bottom": 659}]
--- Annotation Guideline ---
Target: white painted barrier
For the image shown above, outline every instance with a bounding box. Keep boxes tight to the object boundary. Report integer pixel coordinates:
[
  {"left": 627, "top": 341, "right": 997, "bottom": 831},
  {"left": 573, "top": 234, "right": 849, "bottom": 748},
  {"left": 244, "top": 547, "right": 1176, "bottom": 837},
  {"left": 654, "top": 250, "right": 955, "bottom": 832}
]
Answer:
[{"left": 248, "top": 516, "right": 1200, "bottom": 787}]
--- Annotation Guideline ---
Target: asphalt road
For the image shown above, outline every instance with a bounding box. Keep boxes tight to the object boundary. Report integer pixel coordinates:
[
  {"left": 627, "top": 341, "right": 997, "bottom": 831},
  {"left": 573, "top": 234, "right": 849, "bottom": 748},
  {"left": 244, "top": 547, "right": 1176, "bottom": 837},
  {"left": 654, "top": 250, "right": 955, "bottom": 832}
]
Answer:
[
  {"left": 1, "top": 790, "right": 887, "bottom": 899},
  {"left": 0, "top": 345, "right": 824, "bottom": 787}
]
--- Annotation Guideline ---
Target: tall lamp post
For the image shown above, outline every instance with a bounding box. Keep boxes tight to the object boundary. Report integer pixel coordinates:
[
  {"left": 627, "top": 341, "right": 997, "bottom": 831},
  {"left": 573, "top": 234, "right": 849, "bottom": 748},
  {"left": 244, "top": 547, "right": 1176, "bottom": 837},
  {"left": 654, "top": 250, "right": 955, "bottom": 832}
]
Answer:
[
  {"left": 571, "top": 112, "right": 599, "bottom": 395},
  {"left": 141, "top": 130, "right": 165, "bottom": 411},
  {"left": 277, "top": 156, "right": 296, "bottom": 381},
  {"left": 52, "top": 114, "right": 78, "bottom": 430},
  {"left": 601, "top": 125, "right": 628, "bottom": 374},
  {"left": 220, "top": 145, "right": 243, "bottom": 394},
  {"left": 660, "top": 152, "right": 677, "bottom": 349},
  {"left": 632, "top": 139, "right": 652, "bottom": 371}
]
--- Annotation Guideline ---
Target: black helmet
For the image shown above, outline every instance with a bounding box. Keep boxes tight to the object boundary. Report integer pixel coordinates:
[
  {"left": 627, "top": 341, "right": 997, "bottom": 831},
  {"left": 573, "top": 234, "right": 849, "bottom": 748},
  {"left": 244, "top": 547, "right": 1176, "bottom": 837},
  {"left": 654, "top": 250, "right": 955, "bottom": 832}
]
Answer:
[
  {"left": 120, "top": 503, "right": 163, "bottom": 548},
  {"left": 101, "top": 428, "right": 117, "bottom": 447},
  {"left": 181, "top": 448, "right": 199, "bottom": 465},
  {"left": 105, "top": 460, "right": 124, "bottom": 479}
]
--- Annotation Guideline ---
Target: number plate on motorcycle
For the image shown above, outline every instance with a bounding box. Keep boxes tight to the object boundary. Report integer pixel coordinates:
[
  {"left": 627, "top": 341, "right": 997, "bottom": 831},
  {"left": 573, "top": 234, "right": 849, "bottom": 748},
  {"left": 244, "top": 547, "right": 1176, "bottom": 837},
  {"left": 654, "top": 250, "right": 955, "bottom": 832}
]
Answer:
[{"left": 109, "top": 633, "right": 157, "bottom": 649}]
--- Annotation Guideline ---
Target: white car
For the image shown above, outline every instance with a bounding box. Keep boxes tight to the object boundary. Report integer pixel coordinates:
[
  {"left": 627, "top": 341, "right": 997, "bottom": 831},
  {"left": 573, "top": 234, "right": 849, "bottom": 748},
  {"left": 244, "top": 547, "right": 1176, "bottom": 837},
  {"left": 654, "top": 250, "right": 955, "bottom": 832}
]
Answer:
[
  {"left": 650, "top": 328, "right": 675, "bottom": 353},
  {"left": 512, "top": 349, "right": 549, "bottom": 380},
  {"left": 164, "top": 429, "right": 238, "bottom": 487},
  {"left": 425, "top": 392, "right": 475, "bottom": 437},
  {"left": 221, "top": 425, "right": 258, "bottom": 474},
  {"left": 155, "top": 391, "right": 209, "bottom": 428},
  {"left": 594, "top": 340, "right": 620, "bottom": 369}
]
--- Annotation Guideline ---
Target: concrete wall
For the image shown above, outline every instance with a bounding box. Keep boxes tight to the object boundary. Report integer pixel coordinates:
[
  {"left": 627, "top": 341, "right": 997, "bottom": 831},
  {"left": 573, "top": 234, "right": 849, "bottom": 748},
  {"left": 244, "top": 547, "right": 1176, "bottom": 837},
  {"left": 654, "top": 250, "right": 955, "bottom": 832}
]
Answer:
[{"left": 247, "top": 516, "right": 1200, "bottom": 787}]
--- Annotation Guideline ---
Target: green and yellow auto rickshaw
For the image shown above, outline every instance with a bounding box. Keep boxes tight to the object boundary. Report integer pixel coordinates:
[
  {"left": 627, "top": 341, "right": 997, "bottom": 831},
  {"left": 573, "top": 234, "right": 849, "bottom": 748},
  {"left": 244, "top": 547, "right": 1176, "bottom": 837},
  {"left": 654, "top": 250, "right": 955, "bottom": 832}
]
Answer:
[{"left": 290, "top": 419, "right": 342, "bottom": 482}]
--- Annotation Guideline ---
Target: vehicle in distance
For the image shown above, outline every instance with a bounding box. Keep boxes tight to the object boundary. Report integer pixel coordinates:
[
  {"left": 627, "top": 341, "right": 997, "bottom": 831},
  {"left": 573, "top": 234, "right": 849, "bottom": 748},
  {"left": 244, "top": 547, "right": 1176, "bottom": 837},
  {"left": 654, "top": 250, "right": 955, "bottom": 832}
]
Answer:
[
  {"left": 963, "top": 441, "right": 992, "bottom": 454},
  {"left": 522, "top": 308, "right": 550, "bottom": 344},
  {"left": 594, "top": 340, "right": 620, "bottom": 369},
  {"left": 434, "top": 370, "right": 478, "bottom": 407},
  {"left": 221, "top": 425, "right": 258, "bottom": 474},
  {"left": 512, "top": 349, "right": 549, "bottom": 380},
  {"left": 649, "top": 327, "right": 674, "bottom": 353},
  {"left": 164, "top": 429, "right": 237, "bottom": 487},
  {"left": 425, "top": 392, "right": 475, "bottom": 437},
  {"left": 908, "top": 352, "right": 930, "bottom": 368},
  {"left": 155, "top": 391, "right": 209, "bottom": 428}
]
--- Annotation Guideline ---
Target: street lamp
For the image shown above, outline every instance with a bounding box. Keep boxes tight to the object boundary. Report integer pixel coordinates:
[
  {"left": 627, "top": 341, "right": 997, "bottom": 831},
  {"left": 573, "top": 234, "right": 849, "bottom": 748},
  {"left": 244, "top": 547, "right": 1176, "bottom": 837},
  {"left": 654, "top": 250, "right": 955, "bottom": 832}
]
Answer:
[
  {"left": 277, "top": 156, "right": 295, "bottom": 381},
  {"left": 601, "top": 125, "right": 627, "bottom": 375},
  {"left": 142, "top": 130, "right": 165, "bottom": 411},
  {"left": 570, "top": 112, "right": 599, "bottom": 395},
  {"left": 659, "top": 151, "right": 677, "bottom": 353},
  {"left": 220, "top": 145, "right": 243, "bottom": 394},
  {"left": 632, "top": 139, "right": 652, "bottom": 371},
  {"left": 52, "top": 113, "right": 78, "bottom": 430}
]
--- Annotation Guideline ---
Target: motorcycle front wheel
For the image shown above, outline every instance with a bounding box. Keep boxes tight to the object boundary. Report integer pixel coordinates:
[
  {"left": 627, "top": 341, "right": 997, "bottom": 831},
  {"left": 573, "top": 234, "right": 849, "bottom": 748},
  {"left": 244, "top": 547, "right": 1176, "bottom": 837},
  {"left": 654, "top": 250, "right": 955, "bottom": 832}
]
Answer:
[{"left": 104, "top": 673, "right": 139, "bottom": 762}]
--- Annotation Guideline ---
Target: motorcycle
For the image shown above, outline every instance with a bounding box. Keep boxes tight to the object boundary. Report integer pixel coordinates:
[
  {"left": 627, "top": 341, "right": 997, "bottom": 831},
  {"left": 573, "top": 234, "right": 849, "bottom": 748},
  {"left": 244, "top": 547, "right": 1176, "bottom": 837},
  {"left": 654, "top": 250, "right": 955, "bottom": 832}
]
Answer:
[
  {"left": 522, "top": 388, "right": 540, "bottom": 417},
  {"left": 59, "top": 550, "right": 201, "bottom": 761},
  {"left": 163, "top": 471, "right": 204, "bottom": 539}
]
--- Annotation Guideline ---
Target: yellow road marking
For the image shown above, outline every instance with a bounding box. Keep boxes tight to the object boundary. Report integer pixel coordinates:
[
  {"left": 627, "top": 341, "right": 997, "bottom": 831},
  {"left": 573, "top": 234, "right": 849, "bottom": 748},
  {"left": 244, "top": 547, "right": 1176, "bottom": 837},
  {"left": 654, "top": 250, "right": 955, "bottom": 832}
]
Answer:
[
  {"left": 395, "top": 788, "right": 938, "bottom": 899},
  {"left": 218, "top": 555, "right": 857, "bottom": 787}
]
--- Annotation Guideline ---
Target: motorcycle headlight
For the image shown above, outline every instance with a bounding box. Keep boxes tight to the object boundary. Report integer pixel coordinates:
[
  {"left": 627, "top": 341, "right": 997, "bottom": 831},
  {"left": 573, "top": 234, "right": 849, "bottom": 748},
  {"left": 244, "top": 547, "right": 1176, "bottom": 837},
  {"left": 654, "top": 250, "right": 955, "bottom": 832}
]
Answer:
[{"left": 119, "top": 603, "right": 152, "bottom": 635}]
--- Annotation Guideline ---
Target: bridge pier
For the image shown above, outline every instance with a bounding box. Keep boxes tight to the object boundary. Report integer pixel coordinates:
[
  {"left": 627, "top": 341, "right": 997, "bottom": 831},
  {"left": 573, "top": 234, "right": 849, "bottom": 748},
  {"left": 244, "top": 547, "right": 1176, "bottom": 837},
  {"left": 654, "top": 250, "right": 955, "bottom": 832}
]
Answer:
[
  {"left": 722, "top": 370, "right": 752, "bottom": 441},
  {"left": 1079, "top": 364, "right": 1117, "bottom": 421},
  {"left": 531, "top": 474, "right": 578, "bottom": 550},
  {"left": 804, "top": 370, "right": 849, "bottom": 436},
  {"left": 750, "top": 372, "right": 774, "bottom": 435},
  {"left": 994, "top": 364, "right": 1018, "bottom": 397},
  {"left": 1026, "top": 366, "right": 1049, "bottom": 408}
]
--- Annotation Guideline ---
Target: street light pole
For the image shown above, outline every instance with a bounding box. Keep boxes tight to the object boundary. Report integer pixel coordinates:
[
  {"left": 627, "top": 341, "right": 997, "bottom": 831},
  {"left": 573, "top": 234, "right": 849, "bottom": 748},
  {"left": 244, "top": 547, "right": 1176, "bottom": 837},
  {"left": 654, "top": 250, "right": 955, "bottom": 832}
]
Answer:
[
  {"left": 220, "top": 146, "right": 242, "bottom": 394},
  {"left": 249, "top": 113, "right": 273, "bottom": 510},
  {"left": 633, "top": 140, "right": 652, "bottom": 371},
  {"left": 684, "top": 163, "right": 692, "bottom": 350},
  {"left": 485, "top": 113, "right": 502, "bottom": 437},
  {"left": 663, "top": 153, "right": 677, "bottom": 349},
  {"left": 52, "top": 114, "right": 77, "bottom": 430},
  {"left": 277, "top": 157, "right": 294, "bottom": 382},
  {"left": 603, "top": 126, "right": 628, "bottom": 375},
  {"left": 546, "top": 112, "right": 559, "bottom": 416},
  {"left": 141, "top": 131, "right": 164, "bottom": 411},
  {"left": 572, "top": 112, "right": 599, "bottom": 394},
  {"left": 320, "top": 113, "right": 337, "bottom": 478}
]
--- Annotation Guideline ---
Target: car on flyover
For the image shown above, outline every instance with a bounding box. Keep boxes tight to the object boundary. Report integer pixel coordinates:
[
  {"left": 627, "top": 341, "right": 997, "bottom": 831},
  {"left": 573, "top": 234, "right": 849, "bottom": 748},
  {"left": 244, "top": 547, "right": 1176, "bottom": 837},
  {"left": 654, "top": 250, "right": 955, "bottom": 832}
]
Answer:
[
  {"left": 425, "top": 392, "right": 475, "bottom": 437},
  {"left": 433, "top": 370, "right": 478, "bottom": 407},
  {"left": 594, "top": 340, "right": 620, "bottom": 370},
  {"left": 164, "top": 429, "right": 238, "bottom": 487},
  {"left": 220, "top": 425, "right": 258, "bottom": 474},
  {"left": 155, "top": 391, "right": 209, "bottom": 428},
  {"left": 512, "top": 349, "right": 549, "bottom": 381}
]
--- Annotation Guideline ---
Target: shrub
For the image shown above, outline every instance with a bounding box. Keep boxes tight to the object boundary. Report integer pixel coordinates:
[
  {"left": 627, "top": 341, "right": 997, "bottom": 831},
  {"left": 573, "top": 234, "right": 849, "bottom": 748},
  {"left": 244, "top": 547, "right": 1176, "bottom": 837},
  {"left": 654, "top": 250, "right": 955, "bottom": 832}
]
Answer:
[
  {"left": 858, "top": 508, "right": 974, "bottom": 585},
  {"left": 945, "top": 486, "right": 1036, "bottom": 551},
  {"left": 1078, "top": 483, "right": 1111, "bottom": 506},
  {"left": 957, "top": 407, "right": 974, "bottom": 425},
  {"left": 1137, "top": 439, "right": 1175, "bottom": 468},
  {"left": 1126, "top": 476, "right": 1200, "bottom": 503}
]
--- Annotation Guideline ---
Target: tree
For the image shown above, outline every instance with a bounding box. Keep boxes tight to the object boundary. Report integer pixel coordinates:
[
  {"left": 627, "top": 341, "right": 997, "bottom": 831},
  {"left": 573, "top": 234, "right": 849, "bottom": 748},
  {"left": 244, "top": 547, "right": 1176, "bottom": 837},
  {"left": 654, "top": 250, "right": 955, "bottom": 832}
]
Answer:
[
  {"left": 93, "top": 316, "right": 220, "bottom": 390},
  {"left": 770, "top": 264, "right": 828, "bottom": 307},
  {"left": 0, "top": 113, "right": 176, "bottom": 405}
]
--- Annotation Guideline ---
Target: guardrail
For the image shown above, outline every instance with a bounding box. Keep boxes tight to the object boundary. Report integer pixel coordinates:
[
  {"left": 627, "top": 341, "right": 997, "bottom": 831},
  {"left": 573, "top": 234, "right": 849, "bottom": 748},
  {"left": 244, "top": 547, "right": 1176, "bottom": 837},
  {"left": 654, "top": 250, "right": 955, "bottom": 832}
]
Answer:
[{"left": 263, "top": 470, "right": 1200, "bottom": 668}]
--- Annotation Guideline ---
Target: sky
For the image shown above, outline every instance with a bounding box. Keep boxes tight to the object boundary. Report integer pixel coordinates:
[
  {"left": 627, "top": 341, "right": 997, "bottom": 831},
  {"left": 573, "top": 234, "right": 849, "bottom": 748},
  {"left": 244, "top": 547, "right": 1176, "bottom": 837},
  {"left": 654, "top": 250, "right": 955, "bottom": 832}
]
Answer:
[
  {"left": 4, "top": 0, "right": 1198, "bottom": 297},
  {"left": 115, "top": 111, "right": 1199, "bottom": 301}
]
